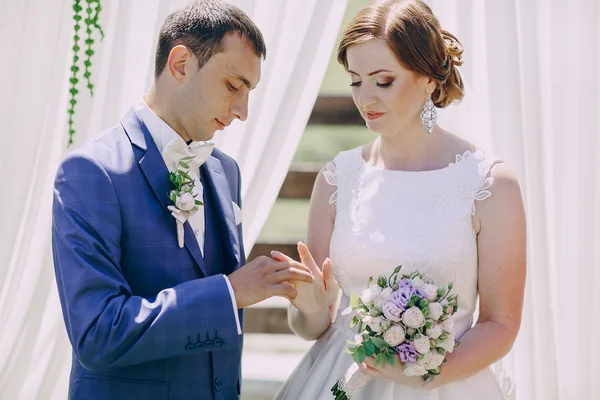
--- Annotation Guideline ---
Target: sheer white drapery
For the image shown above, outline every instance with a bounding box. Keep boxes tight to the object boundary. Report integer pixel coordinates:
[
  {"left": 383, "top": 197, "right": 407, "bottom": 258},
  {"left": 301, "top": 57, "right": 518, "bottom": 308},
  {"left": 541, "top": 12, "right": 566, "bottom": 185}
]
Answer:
[
  {"left": 0, "top": 1, "right": 346, "bottom": 398},
  {"left": 428, "top": 1, "right": 600, "bottom": 399}
]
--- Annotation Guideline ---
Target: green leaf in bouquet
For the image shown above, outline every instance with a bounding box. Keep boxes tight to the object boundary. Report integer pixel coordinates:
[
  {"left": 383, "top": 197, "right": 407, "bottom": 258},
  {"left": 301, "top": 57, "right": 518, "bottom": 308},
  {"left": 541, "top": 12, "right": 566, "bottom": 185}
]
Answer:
[
  {"left": 370, "top": 336, "right": 388, "bottom": 349},
  {"left": 408, "top": 299, "right": 415, "bottom": 308},
  {"left": 179, "top": 161, "right": 190, "bottom": 169},
  {"left": 364, "top": 341, "right": 375, "bottom": 357},
  {"left": 430, "top": 369, "right": 441, "bottom": 375},
  {"left": 375, "top": 353, "right": 386, "bottom": 367},
  {"left": 387, "top": 352, "right": 395, "bottom": 366},
  {"left": 350, "top": 316, "right": 359, "bottom": 328},
  {"left": 448, "top": 281, "right": 454, "bottom": 290},
  {"left": 350, "top": 293, "right": 360, "bottom": 308},
  {"left": 418, "top": 298, "right": 429, "bottom": 308},
  {"left": 344, "top": 348, "right": 354, "bottom": 355},
  {"left": 454, "top": 340, "right": 461, "bottom": 347},
  {"left": 354, "top": 346, "right": 366, "bottom": 363},
  {"left": 437, "top": 347, "right": 446, "bottom": 355},
  {"left": 423, "top": 374, "right": 434, "bottom": 383},
  {"left": 425, "top": 320, "right": 433, "bottom": 329},
  {"left": 367, "top": 276, "right": 373, "bottom": 286},
  {"left": 377, "top": 276, "right": 387, "bottom": 288},
  {"left": 453, "top": 305, "right": 458, "bottom": 313},
  {"left": 393, "top": 265, "right": 402, "bottom": 274},
  {"left": 438, "top": 285, "right": 445, "bottom": 297}
]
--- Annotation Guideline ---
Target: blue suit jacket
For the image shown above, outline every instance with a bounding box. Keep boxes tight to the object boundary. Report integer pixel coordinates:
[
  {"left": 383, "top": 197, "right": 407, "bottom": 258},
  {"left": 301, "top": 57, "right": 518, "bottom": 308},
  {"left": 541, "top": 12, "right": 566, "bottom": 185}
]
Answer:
[{"left": 52, "top": 108, "right": 246, "bottom": 400}]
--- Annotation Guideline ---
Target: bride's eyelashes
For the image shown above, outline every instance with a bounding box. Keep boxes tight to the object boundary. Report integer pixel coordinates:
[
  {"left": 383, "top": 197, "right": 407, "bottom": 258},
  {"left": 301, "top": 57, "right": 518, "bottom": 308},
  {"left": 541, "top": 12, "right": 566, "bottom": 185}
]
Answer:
[{"left": 349, "top": 81, "right": 394, "bottom": 88}]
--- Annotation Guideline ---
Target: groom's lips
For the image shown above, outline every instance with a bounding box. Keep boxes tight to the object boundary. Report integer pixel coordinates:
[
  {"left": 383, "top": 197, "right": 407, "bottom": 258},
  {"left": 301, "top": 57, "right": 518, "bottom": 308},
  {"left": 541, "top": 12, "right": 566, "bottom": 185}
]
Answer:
[{"left": 215, "top": 119, "right": 226, "bottom": 130}]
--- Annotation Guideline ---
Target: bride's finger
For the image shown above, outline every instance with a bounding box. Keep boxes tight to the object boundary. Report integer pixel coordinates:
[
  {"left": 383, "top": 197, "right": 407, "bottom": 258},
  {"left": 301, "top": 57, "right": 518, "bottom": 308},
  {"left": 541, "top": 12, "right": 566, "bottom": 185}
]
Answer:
[
  {"left": 322, "top": 258, "right": 337, "bottom": 290},
  {"left": 297, "top": 242, "right": 321, "bottom": 275}
]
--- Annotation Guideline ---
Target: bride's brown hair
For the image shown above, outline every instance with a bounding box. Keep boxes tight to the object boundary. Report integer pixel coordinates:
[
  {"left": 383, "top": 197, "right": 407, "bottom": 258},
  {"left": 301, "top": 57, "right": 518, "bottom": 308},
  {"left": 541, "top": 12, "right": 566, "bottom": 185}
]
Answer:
[{"left": 337, "top": 0, "right": 464, "bottom": 108}]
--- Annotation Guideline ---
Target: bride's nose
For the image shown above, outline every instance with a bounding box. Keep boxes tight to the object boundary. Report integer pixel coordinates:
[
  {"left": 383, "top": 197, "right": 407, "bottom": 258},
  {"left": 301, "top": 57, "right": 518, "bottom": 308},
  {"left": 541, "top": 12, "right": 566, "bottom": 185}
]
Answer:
[{"left": 355, "top": 86, "right": 378, "bottom": 109}]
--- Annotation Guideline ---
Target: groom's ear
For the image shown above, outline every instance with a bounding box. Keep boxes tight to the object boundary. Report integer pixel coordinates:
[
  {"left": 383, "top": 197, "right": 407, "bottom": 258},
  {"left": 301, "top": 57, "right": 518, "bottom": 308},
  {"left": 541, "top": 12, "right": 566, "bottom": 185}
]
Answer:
[{"left": 166, "top": 45, "right": 192, "bottom": 84}]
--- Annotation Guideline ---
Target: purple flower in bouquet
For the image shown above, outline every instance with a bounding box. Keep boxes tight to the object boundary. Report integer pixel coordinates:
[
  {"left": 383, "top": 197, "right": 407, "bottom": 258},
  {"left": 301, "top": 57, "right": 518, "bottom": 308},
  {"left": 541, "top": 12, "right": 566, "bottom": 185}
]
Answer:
[
  {"left": 415, "top": 287, "right": 426, "bottom": 299},
  {"left": 390, "top": 286, "right": 414, "bottom": 310},
  {"left": 396, "top": 342, "right": 418, "bottom": 363},
  {"left": 398, "top": 278, "right": 414, "bottom": 289}
]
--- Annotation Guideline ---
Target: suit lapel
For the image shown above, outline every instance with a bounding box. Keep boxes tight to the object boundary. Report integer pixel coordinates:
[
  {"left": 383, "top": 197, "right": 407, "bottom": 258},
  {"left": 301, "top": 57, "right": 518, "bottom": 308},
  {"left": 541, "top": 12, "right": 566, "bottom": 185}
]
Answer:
[
  {"left": 121, "top": 108, "right": 210, "bottom": 277},
  {"left": 202, "top": 157, "right": 240, "bottom": 275}
]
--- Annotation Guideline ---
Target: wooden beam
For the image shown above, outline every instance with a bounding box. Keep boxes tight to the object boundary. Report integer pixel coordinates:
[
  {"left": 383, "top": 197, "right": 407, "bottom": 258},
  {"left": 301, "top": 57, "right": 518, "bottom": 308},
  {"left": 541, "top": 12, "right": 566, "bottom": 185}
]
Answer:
[
  {"left": 278, "top": 164, "right": 320, "bottom": 199},
  {"left": 308, "top": 96, "right": 362, "bottom": 125},
  {"left": 248, "top": 241, "right": 300, "bottom": 261}
]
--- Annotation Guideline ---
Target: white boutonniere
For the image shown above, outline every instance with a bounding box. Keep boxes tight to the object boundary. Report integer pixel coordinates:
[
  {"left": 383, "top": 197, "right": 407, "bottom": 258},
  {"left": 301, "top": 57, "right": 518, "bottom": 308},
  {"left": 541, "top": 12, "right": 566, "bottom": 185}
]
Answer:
[{"left": 167, "top": 156, "right": 203, "bottom": 248}]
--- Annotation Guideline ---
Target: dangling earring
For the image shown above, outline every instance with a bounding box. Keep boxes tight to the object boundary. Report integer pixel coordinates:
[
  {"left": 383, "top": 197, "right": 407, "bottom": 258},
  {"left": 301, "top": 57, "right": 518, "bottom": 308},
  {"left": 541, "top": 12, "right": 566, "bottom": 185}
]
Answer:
[{"left": 420, "top": 94, "right": 436, "bottom": 135}]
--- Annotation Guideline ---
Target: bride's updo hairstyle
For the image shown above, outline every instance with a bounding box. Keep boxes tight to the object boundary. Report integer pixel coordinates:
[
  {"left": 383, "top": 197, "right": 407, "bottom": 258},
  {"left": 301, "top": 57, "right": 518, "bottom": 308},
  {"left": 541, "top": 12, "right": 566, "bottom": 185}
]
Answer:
[{"left": 337, "top": 0, "right": 464, "bottom": 108}]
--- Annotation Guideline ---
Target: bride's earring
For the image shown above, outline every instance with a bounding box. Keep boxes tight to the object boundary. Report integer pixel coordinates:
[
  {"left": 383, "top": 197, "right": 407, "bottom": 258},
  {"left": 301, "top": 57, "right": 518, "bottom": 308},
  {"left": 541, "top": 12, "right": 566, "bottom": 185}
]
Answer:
[{"left": 420, "top": 94, "right": 436, "bottom": 135}]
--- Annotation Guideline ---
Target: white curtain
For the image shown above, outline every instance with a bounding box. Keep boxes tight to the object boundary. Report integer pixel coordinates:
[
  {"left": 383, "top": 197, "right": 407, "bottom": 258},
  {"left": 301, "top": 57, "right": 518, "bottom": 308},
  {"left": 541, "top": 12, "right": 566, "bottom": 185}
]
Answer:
[
  {"left": 0, "top": 0, "right": 346, "bottom": 398},
  {"left": 428, "top": 0, "right": 600, "bottom": 399}
]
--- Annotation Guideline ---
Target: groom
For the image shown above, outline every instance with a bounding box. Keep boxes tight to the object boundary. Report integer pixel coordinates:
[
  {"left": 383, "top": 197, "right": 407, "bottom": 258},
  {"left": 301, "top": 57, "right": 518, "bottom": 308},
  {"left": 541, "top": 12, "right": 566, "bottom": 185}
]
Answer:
[{"left": 51, "top": 1, "right": 315, "bottom": 399}]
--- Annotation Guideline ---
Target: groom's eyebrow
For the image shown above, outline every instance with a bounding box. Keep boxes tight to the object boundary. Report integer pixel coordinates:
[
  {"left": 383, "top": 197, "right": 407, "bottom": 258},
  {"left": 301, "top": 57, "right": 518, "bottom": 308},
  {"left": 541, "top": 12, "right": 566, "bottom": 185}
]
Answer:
[{"left": 229, "top": 72, "right": 256, "bottom": 90}]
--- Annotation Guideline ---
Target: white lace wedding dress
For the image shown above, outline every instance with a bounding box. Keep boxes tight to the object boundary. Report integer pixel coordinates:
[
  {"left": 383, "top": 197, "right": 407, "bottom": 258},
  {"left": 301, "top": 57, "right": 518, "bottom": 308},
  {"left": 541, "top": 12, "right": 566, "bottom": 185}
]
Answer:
[{"left": 275, "top": 146, "right": 513, "bottom": 400}]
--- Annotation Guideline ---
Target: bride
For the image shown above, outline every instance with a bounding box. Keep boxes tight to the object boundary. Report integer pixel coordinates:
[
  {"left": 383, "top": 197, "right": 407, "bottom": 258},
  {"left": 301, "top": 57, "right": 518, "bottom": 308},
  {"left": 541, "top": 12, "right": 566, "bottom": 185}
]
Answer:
[{"left": 272, "top": 0, "right": 526, "bottom": 399}]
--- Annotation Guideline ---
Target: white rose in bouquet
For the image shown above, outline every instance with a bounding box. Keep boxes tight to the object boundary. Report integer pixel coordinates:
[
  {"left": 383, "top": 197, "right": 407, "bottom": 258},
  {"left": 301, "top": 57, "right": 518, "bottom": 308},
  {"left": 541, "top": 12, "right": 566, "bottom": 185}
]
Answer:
[
  {"left": 426, "top": 323, "right": 443, "bottom": 339},
  {"left": 424, "top": 351, "right": 445, "bottom": 369},
  {"left": 383, "top": 325, "right": 406, "bottom": 347},
  {"left": 422, "top": 284, "right": 439, "bottom": 301},
  {"left": 363, "top": 316, "right": 385, "bottom": 333},
  {"left": 437, "top": 331, "right": 456, "bottom": 353},
  {"left": 378, "top": 287, "right": 393, "bottom": 301},
  {"left": 411, "top": 276, "right": 425, "bottom": 287},
  {"left": 413, "top": 335, "right": 431, "bottom": 354},
  {"left": 361, "top": 286, "right": 382, "bottom": 305},
  {"left": 402, "top": 307, "right": 426, "bottom": 329},
  {"left": 439, "top": 316, "right": 456, "bottom": 333},
  {"left": 417, "top": 351, "right": 432, "bottom": 366},
  {"left": 403, "top": 362, "right": 427, "bottom": 377},
  {"left": 427, "top": 302, "right": 444, "bottom": 321}
]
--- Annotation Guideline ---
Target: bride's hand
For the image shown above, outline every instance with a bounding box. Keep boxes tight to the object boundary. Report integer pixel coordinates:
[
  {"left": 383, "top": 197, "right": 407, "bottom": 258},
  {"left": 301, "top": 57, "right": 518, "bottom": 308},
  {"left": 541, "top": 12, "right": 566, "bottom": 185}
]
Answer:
[
  {"left": 360, "top": 355, "right": 441, "bottom": 390},
  {"left": 271, "top": 242, "right": 339, "bottom": 315}
]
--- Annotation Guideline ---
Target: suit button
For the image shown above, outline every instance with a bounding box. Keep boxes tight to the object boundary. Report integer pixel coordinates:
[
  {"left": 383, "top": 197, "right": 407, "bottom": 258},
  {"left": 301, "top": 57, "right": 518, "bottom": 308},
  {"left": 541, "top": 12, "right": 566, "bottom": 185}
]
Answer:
[
  {"left": 195, "top": 341, "right": 205, "bottom": 350},
  {"left": 185, "top": 344, "right": 195, "bottom": 351},
  {"left": 204, "top": 340, "right": 214, "bottom": 349},
  {"left": 214, "top": 338, "right": 224, "bottom": 348},
  {"left": 214, "top": 377, "right": 222, "bottom": 390}
]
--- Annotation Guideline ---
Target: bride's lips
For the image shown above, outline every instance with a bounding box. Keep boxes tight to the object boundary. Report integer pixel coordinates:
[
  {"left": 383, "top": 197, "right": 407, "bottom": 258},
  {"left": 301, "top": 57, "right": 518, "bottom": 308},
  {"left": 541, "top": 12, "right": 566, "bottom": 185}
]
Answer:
[{"left": 366, "top": 112, "right": 385, "bottom": 120}]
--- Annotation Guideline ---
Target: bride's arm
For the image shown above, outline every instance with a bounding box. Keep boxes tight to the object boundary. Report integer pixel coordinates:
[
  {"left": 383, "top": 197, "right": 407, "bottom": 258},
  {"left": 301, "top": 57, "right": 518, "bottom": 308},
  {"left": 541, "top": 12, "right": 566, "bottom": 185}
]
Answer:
[
  {"left": 362, "top": 163, "right": 526, "bottom": 389},
  {"left": 431, "top": 163, "right": 526, "bottom": 386},
  {"left": 287, "top": 167, "right": 339, "bottom": 340}
]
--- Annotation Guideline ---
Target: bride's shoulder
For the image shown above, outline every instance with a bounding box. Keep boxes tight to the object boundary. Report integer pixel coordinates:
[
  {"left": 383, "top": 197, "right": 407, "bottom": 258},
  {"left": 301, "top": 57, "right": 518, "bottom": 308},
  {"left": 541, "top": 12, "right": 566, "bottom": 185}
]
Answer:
[{"left": 329, "top": 146, "right": 364, "bottom": 167}]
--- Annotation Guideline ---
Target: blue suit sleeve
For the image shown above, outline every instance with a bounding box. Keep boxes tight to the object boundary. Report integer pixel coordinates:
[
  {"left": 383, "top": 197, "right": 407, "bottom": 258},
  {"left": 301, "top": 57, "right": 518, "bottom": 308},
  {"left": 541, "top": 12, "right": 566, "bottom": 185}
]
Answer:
[{"left": 51, "top": 153, "right": 241, "bottom": 371}]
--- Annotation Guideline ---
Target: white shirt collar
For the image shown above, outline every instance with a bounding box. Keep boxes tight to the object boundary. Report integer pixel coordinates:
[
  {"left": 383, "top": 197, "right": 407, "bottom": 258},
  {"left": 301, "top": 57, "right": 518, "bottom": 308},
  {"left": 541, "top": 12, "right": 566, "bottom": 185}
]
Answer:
[{"left": 134, "top": 98, "right": 200, "bottom": 154}]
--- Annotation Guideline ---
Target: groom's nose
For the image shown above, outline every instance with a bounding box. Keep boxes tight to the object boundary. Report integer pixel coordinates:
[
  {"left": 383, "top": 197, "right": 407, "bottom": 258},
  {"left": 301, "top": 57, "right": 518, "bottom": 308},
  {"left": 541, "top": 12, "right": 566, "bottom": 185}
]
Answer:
[{"left": 230, "top": 93, "right": 249, "bottom": 122}]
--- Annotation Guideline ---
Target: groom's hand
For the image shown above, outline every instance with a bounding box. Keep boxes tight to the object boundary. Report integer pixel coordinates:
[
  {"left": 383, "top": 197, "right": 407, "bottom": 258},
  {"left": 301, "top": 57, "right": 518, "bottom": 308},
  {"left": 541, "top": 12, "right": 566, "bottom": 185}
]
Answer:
[{"left": 228, "top": 256, "right": 315, "bottom": 308}]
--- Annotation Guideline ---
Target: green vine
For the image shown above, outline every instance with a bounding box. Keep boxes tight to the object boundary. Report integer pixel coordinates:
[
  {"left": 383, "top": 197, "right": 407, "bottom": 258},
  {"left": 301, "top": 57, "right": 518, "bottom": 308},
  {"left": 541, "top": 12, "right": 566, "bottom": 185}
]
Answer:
[{"left": 68, "top": 0, "right": 104, "bottom": 147}]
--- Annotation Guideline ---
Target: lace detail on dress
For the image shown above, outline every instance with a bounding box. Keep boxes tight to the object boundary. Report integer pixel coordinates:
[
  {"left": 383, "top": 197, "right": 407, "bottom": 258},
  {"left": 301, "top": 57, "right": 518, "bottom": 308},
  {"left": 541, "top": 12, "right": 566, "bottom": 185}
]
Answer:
[
  {"left": 323, "top": 161, "right": 338, "bottom": 204},
  {"left": 492, "top": 359, "right": 516, "bottom": 400}
]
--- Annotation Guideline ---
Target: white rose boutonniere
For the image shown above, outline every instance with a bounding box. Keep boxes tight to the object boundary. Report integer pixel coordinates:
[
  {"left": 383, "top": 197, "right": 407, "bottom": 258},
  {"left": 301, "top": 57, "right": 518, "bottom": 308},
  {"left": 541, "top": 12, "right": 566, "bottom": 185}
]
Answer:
[{"left": 167, "top": 156, "right": 204, "bottom": 248}]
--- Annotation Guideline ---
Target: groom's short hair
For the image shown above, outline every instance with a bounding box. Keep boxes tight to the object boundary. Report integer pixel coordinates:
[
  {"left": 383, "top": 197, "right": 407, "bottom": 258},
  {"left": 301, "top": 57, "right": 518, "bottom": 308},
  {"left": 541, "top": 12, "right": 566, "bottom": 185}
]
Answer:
[{"left": 155, "top": 0, "right": 267, "bottom": 79}]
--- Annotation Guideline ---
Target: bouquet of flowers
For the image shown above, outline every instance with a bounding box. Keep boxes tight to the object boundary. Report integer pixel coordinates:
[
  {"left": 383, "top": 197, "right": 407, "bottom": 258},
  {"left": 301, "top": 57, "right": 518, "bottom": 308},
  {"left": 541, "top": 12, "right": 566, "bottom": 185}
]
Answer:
[{"left": 331, "top": 266, "right": 459, "bottom": 399}]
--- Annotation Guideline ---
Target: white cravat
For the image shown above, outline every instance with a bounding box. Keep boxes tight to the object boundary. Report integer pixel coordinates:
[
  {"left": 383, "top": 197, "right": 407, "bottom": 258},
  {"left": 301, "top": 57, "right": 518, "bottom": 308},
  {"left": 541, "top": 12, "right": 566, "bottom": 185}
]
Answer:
[{"left": 135, "top": 100, "right": 242, "bottom": 336}]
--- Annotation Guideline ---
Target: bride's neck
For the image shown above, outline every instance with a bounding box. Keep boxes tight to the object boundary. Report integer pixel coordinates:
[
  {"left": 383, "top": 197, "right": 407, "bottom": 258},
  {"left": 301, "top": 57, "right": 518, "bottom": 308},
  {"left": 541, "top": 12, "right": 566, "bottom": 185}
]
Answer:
[{"left": 372, "top": 125, "right": 443, "bottom": 171}]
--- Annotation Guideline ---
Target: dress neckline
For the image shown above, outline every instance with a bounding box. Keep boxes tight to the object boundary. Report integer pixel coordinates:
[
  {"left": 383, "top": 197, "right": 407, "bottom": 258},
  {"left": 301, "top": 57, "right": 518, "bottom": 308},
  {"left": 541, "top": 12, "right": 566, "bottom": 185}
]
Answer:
[{"left": 357, "top": 146, "right": 484, "bottom": 174}]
